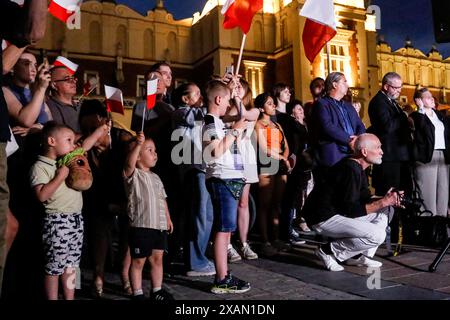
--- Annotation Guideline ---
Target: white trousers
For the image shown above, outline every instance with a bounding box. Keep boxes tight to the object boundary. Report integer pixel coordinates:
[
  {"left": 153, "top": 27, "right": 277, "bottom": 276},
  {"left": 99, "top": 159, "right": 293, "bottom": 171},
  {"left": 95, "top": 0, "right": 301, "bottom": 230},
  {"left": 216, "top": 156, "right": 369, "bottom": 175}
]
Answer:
[
  {"left": 415, "top": 150, "right": 449, "bottom": 217},
  {"left": 313, "top": 208, "right": 391, "bottom": 262}
]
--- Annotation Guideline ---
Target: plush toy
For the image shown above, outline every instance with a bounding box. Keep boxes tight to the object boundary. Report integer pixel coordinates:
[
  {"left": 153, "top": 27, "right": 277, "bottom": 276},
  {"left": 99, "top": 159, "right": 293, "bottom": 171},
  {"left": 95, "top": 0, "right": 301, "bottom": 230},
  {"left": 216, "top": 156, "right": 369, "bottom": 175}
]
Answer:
[{"left": 57, "top": 148, "right": 93, "bottom": 191}]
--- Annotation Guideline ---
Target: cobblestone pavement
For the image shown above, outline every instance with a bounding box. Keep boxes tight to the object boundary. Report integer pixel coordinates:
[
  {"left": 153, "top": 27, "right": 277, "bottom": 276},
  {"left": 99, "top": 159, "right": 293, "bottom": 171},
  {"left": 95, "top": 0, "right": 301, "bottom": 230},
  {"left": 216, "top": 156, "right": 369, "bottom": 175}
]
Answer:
[{"left": 77, "top": 242, "right": 450, "bottom": 300}]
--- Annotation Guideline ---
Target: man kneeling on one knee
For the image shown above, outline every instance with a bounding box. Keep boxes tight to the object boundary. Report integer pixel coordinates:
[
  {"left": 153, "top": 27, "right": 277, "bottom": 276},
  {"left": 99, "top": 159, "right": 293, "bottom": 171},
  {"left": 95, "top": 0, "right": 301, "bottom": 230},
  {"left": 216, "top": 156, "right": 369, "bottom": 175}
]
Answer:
[{"left": 302, "top": 133, "right": 403, "bottom": 271}]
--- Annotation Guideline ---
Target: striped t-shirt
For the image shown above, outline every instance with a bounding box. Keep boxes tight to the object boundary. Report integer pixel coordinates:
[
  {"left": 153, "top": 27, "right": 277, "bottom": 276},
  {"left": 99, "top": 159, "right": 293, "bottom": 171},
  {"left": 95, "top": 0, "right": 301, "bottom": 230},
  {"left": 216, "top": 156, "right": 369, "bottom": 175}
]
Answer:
[{"left": 124, "top": 168, "right": 168, "bottom": 230}]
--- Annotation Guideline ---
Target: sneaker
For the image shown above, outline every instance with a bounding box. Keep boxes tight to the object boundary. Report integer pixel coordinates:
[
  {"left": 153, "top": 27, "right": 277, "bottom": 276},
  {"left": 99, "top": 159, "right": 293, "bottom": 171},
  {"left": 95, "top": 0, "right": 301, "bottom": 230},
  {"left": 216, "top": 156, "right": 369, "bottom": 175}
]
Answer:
[
  {"left": 186, "top": 263, "right": 216, "bottom": 276},
  {"left": 260, "top": 242, "right": 278, "bottom": 257},
  {"left": 239, "top": 242, "right": 258, "bottom": 260},
  {"left": 315, "top": 247, "right": 344, "bottom": 272},
  {"left": 227, "top": 244, "right": 242, "bottom": 262},
  {"left": 151, "top": 289, "right": 174, "bottom": 301},
  {"left": 272, "top": 239, "right": 291, "bottom": 251},
  {"left": 289, "top": 234, "right": 306, "bottom": 246},
  {"left": 345, "top": 255, "right": 383, "bottom": 268},
  {"left": 132, "top": 294, "right": 146, "bottom": 301},
  {"left": 211, "top": 273, "right": 251, "bottom": 294}
]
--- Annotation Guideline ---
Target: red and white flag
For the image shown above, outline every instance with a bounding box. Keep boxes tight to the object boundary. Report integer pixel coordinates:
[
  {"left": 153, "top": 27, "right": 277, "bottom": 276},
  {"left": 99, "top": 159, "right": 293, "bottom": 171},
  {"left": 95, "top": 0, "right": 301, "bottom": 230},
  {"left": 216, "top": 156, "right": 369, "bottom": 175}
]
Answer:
[
  {"left": 300, "top": 0, "right": 337, "bottom": 63},
  {"left": 221, "top": 0, "right": 263, "bottom": 34},
  {"left": 52, "top": 56, "right": 78, "bottom": 75},
  {"left": 146, "top": 79, "right": 158, "bottom": 110},
  {"left": 104, "top": 85, "right": 124, "bottom": 115},
  {"left": 83, "top": 77, "right": 97, "bottom": 96},
  {"left": 48, "top": 0, "right": 80, "bottom": 23}
]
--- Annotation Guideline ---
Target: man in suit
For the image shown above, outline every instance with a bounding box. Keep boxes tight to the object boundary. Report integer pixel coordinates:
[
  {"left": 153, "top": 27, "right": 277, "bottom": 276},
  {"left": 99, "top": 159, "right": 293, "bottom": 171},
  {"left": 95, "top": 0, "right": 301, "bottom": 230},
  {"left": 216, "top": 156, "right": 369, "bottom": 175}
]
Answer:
[
  {"left": 368, "top": 72, "right": 412, "bottom": 196},
  {"left": 310, "top": 72, "right": 366, "bottom": 185}
]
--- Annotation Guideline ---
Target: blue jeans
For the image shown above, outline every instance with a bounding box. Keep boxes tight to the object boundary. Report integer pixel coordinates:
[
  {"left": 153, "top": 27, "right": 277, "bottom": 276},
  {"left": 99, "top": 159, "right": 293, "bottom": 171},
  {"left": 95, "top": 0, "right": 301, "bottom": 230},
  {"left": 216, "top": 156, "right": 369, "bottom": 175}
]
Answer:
[
  {"left": 206, "top": 178, "right": 240, "bottom": 233},
  {"left": 187, "top": 171, "right": 214, "bottom": 270}
]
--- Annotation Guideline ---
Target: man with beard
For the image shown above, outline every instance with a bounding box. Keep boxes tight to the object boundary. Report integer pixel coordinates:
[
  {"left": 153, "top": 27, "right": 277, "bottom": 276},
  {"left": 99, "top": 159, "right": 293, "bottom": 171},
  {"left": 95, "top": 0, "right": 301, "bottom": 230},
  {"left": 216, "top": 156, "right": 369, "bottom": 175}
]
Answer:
[{"left": 302, "top": 134, "right": 402, "bottom": 271}]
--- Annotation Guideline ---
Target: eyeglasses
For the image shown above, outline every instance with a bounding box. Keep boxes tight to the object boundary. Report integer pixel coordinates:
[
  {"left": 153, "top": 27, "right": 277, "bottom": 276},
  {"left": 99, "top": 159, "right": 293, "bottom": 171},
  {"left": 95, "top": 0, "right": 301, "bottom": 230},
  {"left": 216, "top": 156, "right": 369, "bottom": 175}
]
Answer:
[
  {"left": 387, "top": 83, "right": 402, "bottom": 90},
  {"left": 53, "top": 76, "right": 77, "bottom": 83}
]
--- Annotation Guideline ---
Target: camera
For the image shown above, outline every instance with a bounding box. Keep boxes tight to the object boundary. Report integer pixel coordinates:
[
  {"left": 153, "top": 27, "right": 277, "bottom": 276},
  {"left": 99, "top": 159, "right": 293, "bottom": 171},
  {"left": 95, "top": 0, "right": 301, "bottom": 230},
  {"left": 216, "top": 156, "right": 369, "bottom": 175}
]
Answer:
[{"left": 391, "top": 188, "right": 423, "bottom": 211}]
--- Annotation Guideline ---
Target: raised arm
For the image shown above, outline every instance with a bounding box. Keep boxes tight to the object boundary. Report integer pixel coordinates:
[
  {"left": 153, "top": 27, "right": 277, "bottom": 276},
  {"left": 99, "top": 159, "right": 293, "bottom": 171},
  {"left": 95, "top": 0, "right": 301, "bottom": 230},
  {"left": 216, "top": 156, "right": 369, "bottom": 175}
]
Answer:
[
  {"left": 26, "top": 0, "right": 48, "bottom": 44},
  {"left": 123, "top": 132, "right": 145, "bottom": 178},
  {"left": 3, "top": 63, "right": 51, "bottom": 127},
  {"left": 204, "top": 118, "right": 247, "bottom": 159},
  {"left": 81, "top": 122, "right": 110, "bottom": 152}
]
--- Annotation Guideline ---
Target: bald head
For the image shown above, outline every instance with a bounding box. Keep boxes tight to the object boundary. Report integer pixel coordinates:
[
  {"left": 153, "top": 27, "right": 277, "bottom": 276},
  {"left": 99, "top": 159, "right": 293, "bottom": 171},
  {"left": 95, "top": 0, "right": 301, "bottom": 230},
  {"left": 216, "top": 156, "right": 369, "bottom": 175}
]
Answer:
[{"left": 353, "top": 133, "right": 383, "bottom": 165}]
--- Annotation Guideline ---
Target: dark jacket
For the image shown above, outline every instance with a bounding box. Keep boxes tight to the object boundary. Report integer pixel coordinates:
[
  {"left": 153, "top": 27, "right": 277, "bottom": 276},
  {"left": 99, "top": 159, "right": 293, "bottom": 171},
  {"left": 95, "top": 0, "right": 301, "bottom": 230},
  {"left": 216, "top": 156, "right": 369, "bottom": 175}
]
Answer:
[
  {"left": 368, "top": 91, "right": 411, "bottom": 162},
  {"left": 410, "top": 110, "right": 450, "bottom": 164},
  {"left": 310, "top": 96, "right": 366, "bottom": 167}
]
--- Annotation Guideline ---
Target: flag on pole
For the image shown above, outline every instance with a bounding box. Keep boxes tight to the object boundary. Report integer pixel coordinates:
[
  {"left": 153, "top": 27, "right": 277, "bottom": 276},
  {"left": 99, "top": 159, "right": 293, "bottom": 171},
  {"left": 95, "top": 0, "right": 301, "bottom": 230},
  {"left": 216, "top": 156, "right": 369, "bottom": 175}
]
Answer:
[
  {"left": 83, "top": 77, "right": 97, "bottom": 96},
  {"left": 104, "top": 85, "right": 124, "bottom": 115},
  {"left": 221, "top": 0, "right": 263, "bottom": 34},
  {"left": 299, "top": 0, "right": 337, "bottom": 63},
  {"left": 48, "top": 0, "right": 80, "bottom": 24},
  {"left": 52, "top": 56, "right": 78, "bottom": 75},
  {"left": 146, "top": 79, "right": 158, "bottom": 110}
]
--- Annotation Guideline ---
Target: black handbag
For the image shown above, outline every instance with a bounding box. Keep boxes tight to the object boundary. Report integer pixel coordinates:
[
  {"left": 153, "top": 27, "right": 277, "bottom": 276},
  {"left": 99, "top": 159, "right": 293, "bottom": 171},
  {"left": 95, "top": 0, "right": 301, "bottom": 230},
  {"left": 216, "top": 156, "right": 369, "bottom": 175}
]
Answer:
[{"left": 403, "top": 213, "right": 448, "bottom": 247}]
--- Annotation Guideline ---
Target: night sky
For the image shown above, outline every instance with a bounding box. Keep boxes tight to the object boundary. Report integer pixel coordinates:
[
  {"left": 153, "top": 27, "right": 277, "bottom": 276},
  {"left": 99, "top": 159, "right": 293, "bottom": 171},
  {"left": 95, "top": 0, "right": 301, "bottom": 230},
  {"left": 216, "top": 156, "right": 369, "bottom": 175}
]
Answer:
[{"left": 116, "top": 0, "right": 450, "bottom": 58}]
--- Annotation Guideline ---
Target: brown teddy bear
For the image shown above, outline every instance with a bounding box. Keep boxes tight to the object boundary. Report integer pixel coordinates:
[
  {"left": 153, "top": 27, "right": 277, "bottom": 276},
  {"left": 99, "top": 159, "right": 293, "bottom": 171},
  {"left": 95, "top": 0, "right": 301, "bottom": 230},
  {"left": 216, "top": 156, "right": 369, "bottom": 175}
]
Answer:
[{"left": 57, "top": 148, "right": 93, "bottom": 191}]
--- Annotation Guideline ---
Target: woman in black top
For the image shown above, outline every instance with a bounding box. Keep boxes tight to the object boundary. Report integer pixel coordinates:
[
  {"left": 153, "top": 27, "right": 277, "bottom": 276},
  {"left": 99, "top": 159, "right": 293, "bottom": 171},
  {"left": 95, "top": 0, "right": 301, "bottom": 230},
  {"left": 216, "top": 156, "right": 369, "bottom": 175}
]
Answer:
[{"left": 410, "top": 88, "right": 450, "bottom": 216}]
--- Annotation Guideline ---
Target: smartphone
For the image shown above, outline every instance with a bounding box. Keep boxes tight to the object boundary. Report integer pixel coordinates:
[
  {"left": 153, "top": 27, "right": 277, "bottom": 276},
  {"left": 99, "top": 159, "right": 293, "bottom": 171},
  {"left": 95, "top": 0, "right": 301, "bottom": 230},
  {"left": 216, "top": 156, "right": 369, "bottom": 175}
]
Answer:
[{"left": 225, "top": 65, "right": 234, "bottom": 75}]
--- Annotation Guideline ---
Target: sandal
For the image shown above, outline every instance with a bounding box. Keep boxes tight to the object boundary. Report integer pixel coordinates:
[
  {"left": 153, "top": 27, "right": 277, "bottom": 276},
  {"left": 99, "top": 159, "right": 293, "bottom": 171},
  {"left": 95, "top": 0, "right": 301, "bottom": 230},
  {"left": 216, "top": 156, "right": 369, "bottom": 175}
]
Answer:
[
  {"left": 122, "top": 279, "right": 132, "bottom": 296},
  {"left": 92, "top": 284, "right": 103, "bottom": 299}
]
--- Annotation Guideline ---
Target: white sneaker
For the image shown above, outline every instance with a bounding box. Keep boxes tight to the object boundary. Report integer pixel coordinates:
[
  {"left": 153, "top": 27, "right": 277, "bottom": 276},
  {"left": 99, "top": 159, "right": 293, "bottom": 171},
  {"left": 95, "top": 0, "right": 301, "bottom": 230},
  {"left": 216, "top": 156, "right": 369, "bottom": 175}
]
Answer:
[
  {"left": 227, "top": 244, "right": 242, "bottom": 262},
  {"left": 346, "top": 255, "right": 382, "bottom": 268},
  {"left": 239, "top": 242, "right": 258, "bottom": 260},
  {"left": 315, "top": 248, "right": 344, "bottom": 272}
]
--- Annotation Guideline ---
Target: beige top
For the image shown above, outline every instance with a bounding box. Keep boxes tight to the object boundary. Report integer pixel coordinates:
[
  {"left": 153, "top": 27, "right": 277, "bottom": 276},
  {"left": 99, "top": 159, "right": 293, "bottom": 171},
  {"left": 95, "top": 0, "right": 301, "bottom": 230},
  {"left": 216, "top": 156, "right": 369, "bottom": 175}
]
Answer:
[
  {"left": 30, "top": 155, "right": 83, "bottom": 214},
  {"left": 124, "top": 168, "right": 168, "bottom": 230}
]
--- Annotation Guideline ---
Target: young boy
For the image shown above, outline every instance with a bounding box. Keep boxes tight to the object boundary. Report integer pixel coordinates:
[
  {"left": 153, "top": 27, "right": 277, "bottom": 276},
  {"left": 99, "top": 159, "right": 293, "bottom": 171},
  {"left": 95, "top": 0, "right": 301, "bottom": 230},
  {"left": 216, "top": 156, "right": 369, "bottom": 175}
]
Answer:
[
  {"left": 123, "top": 132, "right": 174, "bottom": 301},
  {"left": 30, "top": 121, "right": 109, "bottom": 300},
  {"left": 202, "top": 80, "right": 250, "bottom": 293}
]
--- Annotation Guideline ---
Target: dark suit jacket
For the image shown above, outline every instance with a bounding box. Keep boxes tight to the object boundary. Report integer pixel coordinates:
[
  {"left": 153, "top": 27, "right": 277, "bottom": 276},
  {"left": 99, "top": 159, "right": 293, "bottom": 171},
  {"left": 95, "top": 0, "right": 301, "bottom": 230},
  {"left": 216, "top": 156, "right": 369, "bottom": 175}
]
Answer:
[
  {"left": 368, "top": 91, "right": 411, "bottom": 162},
  {"left": 311, "top": 96, "right": 366, "bottom": 167},
  {"left": 410, "top": 110, "right": 450, "bottom": 164}
]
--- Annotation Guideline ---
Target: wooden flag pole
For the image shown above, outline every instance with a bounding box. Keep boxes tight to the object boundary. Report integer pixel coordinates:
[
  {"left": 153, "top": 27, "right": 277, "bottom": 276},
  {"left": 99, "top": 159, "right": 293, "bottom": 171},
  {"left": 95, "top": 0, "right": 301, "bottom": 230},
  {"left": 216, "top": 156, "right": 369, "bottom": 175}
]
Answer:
[
  {"left": 141, "top": 107, "right": 146, "bottom": 133},
  {"left": 235, "top": 33, "right": 247, "bottom": 76},
  {"left": 108, "top": 112, "right": 112, "bottom": 150}
]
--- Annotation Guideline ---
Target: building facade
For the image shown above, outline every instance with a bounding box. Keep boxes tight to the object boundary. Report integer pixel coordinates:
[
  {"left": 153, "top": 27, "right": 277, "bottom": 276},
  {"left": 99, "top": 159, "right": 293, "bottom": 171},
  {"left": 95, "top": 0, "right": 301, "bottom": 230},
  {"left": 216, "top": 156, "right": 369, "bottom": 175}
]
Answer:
[{"left": 31, "top": 0, "right": 450, "bottom": 127}]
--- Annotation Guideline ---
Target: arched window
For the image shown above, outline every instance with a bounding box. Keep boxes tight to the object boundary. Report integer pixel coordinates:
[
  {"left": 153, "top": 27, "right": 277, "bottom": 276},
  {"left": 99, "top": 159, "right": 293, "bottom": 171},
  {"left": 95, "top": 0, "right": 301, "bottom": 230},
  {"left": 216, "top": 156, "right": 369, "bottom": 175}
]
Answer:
[
  {"left": 116, "top": 25, "right": 128, "bottom": 56},
  {"left": 143, "top": 29, "right": 154, "bottom": 60},
  {"left": 89, "top": 21, "right": 102, "bottom": 54},
  {"left": 253, "top": 21, "right": 263, "bottom": 51},
  {"left": 167, "top": 32, "right": 178, "bottom": 62},
  {"left": 52, "top": 19, "right": 65, "bottom": 49}
]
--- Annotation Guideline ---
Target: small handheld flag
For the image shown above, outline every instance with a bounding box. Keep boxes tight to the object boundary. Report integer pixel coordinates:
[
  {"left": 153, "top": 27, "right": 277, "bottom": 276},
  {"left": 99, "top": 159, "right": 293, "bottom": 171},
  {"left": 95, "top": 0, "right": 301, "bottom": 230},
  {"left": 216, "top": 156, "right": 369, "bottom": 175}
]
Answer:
[{"left": 104, "top": 85, "right": 124, "bottom": 115}]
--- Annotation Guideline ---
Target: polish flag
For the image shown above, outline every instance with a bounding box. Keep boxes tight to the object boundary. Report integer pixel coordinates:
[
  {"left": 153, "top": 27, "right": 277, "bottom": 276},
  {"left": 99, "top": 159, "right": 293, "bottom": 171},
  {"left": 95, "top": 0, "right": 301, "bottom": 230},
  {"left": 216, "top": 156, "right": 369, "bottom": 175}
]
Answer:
[
  {"left": 83, "top": 77, "right": 97, "bottom": 96},
  {"left": 48, "top": 0, "right": 80, "bottom": 23},
  {"left": 146, "top": 79, "right": 158, "bottom": 110},
  {"left": 221, "top": 0, "right": 263, "bottom": 34},
  {"left": 52, "top": 56, "right": 78, "bottom": 75},
  {"left": 300, "top": 0, "right": 337, "bottom": 63},
  {"left": 104, "top": 85, "right": 124, "bottom": 115}
]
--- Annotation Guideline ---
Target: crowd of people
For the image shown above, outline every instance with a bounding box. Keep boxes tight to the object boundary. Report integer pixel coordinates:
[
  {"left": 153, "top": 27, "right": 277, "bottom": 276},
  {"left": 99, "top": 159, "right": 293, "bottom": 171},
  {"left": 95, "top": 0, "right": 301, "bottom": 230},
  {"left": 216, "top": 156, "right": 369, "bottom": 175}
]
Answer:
[{"left": 1, "top": 0, "right": 450, "bottom": 301}]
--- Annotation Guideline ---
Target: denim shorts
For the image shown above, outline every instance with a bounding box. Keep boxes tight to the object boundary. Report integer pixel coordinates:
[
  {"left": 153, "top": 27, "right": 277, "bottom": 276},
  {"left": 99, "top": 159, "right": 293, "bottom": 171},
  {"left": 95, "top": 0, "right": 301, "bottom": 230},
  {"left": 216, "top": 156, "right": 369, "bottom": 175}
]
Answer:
[{"left": 206, "top": 178, "right": 240, "bottom": 232}]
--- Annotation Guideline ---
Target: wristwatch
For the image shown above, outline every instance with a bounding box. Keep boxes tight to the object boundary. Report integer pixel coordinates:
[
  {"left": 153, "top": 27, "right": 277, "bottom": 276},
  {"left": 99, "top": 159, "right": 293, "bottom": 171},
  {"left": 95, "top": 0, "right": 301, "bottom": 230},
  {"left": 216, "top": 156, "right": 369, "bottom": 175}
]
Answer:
[{"left": 230, "top": 129, "right": 240, "bottom": 138}]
